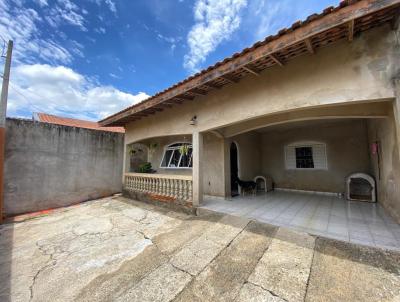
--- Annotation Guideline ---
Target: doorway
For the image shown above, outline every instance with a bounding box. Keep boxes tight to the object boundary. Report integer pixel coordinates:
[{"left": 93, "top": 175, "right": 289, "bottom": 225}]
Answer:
[{"left": 230, "top": 142, "right": 239, "bottom": 197}]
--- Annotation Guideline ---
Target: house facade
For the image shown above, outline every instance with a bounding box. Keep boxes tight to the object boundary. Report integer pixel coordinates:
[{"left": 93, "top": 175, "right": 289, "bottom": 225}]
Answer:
[{"left": 100, "top": 0, "right": 400, "bottom": 223}]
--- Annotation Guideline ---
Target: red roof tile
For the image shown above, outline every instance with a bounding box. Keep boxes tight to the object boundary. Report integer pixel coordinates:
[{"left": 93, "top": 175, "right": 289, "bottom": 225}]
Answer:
[{"left": 35, "top": 113, "right": 125, "bottom": 133}]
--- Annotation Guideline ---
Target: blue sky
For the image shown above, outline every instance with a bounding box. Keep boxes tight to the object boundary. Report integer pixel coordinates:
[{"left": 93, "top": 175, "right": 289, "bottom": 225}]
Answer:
[{"left": 0, "top": 0, "right": 338, "bottom": 121}]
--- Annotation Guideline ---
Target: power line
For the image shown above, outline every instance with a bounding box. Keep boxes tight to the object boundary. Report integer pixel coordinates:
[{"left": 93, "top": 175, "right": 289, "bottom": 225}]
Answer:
[
  {"left": 8, "top": 81, "right": 95, "bottom": 117},
  {"left": 8, "top": 81, "right": 44, "bottom": 112},
  {"left": 9, "top": 81, "right": 72, "bottom": 111},
  {"left": 0, "top": 35, "right": 6, "bottom": 58}
]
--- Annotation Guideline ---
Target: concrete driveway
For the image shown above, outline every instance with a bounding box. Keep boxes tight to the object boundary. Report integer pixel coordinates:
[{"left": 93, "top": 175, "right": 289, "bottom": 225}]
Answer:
[{"left": 0, "top": 197, "right": 399, "bottom": 302}]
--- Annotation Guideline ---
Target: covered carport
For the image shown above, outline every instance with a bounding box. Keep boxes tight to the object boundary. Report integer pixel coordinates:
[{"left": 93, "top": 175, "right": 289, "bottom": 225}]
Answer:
[{"left": 201, "top": 100, "right": 400, "bottom": 250}]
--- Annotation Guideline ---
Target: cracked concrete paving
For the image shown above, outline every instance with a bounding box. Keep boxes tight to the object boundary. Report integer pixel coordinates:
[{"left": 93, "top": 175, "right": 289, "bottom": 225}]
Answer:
[
  {"left": 0, "top": 196, "right": 399, "bottom": 302},
  {"left": 248, "top": 228, "right": 315, "bottom": 302}
]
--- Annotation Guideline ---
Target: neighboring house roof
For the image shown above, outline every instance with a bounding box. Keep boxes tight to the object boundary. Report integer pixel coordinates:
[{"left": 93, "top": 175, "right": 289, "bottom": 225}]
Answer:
[
  {"left": 99, "top": 0, "right": 400, "bottom": 127},
  {"left": 34, "top": 113, "right": 125, "bottom": 133}
]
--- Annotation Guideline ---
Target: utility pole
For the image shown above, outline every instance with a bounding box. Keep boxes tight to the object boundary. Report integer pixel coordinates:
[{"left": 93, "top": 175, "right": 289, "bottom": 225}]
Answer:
[{"left": 0, "top": 40, "right": 13, "bottom": 223}]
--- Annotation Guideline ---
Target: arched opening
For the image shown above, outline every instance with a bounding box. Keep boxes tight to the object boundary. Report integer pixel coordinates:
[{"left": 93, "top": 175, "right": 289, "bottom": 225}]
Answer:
[
  {"left": 346, "top": 173, "right": 376, "bottom": 202},
  {"left": 127, "top": 143, "right": 148, "bottom": 172},
  {"left": 230, "top": 142, "right": 239, "bottom": 197},
  {"left": 254, "top": 176, "right": 267, "bottom": 192}
]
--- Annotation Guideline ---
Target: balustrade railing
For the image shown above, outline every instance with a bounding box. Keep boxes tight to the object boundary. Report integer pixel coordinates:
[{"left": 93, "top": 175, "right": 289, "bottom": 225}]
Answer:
[{"left": 124, "top": 173, "right": 193, "bottom": 202}]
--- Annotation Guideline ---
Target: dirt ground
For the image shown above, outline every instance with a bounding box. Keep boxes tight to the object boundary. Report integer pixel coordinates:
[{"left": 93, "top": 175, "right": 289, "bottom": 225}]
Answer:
[{"left": 0, "top": 196, "right": 399, "bottom": 302}]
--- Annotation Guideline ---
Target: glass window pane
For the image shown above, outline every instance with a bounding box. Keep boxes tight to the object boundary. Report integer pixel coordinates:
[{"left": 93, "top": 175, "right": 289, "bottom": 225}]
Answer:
[
  {"left": 179, "top": 148, "right": 192, "bottom": 167},
  {"left": 168, "top": 150, "right": 181, "bottom": 167},
  {"left": 189, "top": 148, "right": 193, "bottom": 167},
  {"left": 161, "top": 149, "right": 173, "bottom": 167},
  {"left": 160, "top": 143, "right": 193, "bottom": 168}
]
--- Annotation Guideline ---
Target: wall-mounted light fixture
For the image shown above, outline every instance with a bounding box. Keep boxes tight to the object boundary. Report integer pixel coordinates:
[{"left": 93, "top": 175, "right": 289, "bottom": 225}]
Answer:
[{"left": 190, "top": 115, "right": 197, "bottom": 125}]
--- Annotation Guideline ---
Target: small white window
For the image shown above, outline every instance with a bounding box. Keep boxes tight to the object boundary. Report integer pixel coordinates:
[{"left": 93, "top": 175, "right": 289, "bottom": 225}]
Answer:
[
  {"left": 285, "top": 142, "right": 327, "bottom": 170},
  {"left": 160, "top": 143, "right": 193, "bottom": 169}
]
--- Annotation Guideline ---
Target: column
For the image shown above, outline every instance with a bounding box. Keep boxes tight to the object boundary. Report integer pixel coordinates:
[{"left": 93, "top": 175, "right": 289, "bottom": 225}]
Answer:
[
  {"left": 394, "top": 78, "right": 400, "bottom": 160},
  {"left": 122, "top": 139, "right": 130, "bottom": 186},
  {"left": 192, "top": 131, "right": 204, "bottom": 206}
]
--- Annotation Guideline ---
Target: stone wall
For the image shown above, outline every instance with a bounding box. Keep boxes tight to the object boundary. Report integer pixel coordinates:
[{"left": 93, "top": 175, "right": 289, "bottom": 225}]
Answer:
[{"left": 4, "top": 118, "right": 124, "bottom": 216}]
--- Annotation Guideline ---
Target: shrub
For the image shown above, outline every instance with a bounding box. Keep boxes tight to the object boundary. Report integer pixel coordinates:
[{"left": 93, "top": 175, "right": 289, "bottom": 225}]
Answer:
[{"left": 138, "top": 162, "right": 153, "bottom": 173}]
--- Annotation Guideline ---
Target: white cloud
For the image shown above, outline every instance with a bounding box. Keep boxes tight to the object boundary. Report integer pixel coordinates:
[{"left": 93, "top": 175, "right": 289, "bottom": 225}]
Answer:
[
  {"left": 138, "top": 21, "right": 181, "bottom": 51},
  {"left": 183, "top": 0, "right": 247, "bottom": 73},
  {"left": 95, "top": 27, "right": 106, "bottom": 34},
  {"left": 252, "top": 0, "right": 293, "bottom": 39},
  {"left": 92, "top": 0, "right": 117, "bottom": 15},
  {"left": 105, "top": 0, "right": 117, "bottom": 14},
  {"left": 9, "top": 64, "right": 150, "bottom": 120},
  {"left": 247, "top": 0, "right": 330, "bottom": 41},
  {"left": 35, "top": 0, "right": 48, "bottom": 7},
  {"left": 0, "top": 0, "right": 82, "bottom": 64},
  {"left": 1, "top": 0, "right": 147, "bottom": 121},
  {"left": 109, "top": 72, "right": 121, "bottom": 79},
  {"left": 46, "top": 0, "right": 87, "bottom": 31}
]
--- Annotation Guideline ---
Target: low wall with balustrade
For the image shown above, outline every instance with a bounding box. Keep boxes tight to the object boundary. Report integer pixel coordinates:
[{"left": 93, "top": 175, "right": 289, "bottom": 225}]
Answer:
[{"left": 123, "top": 173, "right": 193, "bottom": 211}]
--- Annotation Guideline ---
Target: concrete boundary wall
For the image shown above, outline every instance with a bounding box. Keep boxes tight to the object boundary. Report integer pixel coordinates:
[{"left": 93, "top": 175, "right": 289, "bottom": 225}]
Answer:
[{"left": 4, "top": 118, "right": 124, "bottom": 216}]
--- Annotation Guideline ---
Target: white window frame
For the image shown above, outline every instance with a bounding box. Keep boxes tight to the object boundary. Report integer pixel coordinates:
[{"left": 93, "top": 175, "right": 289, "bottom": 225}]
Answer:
[
  {"left": 160, "top": 142, "right": 193, "bottom": 169},
  {"left": 284, "top": 141, "right": 328, "bottom": 170}
]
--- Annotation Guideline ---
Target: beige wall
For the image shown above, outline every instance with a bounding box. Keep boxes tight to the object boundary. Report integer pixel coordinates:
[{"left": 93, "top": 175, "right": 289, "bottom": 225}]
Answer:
[
  {"left": 259, "top": 120, "right": 372, "bottom": 193},
  {"left": 128, "top": 133, "right": 226, "bottom": 197},
  {"left": 230, "top": 132, "right": 262, "bottom": 180},
  {"left": 124, "top": 25, "right": 397, "bottom": 144},
  {"left": 203, "top": 133, "right": 225, "bottom": 197},
  {"left": 122, "top": 24, "right": 400, "bottom": 219},
  {"left": 131, "top": 135, "right": 193, "bottom": 176},
  {"left": 127, "top": 143, "right": 148, "bottom": 172},
  {"left": 367, "top": 113, "right": 400, "bottom": 223}
]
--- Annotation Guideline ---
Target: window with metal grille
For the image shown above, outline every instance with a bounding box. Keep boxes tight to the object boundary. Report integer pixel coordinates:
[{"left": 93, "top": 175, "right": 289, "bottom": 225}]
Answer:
[
  {"left": 285, "top": 142, "right": 327, "bottom": 170},
  {"left": 295, "top": 147, "right": 314, "bottom": 168}
]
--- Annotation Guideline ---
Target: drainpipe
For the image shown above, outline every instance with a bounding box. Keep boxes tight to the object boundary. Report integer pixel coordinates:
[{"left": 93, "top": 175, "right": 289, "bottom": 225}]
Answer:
[{"left": 0, "top": 40, "right": 13, "bottom": 223}]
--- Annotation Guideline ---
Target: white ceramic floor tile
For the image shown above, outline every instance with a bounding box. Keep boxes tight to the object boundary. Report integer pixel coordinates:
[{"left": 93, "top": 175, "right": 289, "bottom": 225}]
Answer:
[
  {"left": 200, "top": 191, "right": 399, "bottom": 250},
  {"left": 349, "top": 237, "right": 375, "bottom": 247},
  {"left": 349, "top": 229, "right": 372, "bottom": 241},
  {"left": 372, "top": 235, "right": 400, "bottom": 249}
]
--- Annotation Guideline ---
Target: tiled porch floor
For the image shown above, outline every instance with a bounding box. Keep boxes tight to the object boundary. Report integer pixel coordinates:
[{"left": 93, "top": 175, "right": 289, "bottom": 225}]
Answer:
[{"left": 201, "top": 191, "right": 400, "bottom": 251}]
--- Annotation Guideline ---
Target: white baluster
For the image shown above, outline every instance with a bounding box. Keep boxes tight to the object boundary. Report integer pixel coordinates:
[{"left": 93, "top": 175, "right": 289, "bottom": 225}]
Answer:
[
  {"left": 161, "top": 178, "right": 165, "bottom": 195},
  {"left": 178, "top": 180, "right": 183, "bottom": 200},
  {"left": 174, "top": 179, "right": 179, "bottom": 198},
  {"left": 183, "top": 180, "right": 188, "bottom": 201},
  {"left": 152, "top": 178, "right": 156, "bottom": 193},
  {"left": 188, "top": 181, "right": 193, "bottom": 201},
  {"left": 156, "top": 178, "right": 161, "bottom": 194},
  {"left": 167, "top": 179, "right": 171, "bottom": 197}
]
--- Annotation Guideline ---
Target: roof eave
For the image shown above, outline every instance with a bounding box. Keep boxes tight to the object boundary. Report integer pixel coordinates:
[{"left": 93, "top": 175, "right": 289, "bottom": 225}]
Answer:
[{"left": 99, "top": 0, "right": 400, "bottom": 127}]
